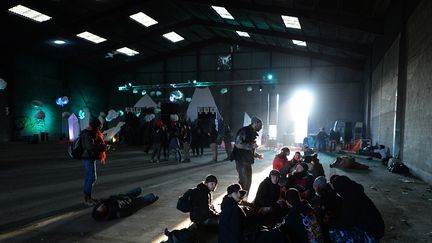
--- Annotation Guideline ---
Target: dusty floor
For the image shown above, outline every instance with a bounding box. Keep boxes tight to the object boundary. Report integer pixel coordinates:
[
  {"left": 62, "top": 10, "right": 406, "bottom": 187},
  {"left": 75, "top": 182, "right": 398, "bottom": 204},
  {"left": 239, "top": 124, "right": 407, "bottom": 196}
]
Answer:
[{"left": 0, "top": 142, "right": 431, "bottom": 243}]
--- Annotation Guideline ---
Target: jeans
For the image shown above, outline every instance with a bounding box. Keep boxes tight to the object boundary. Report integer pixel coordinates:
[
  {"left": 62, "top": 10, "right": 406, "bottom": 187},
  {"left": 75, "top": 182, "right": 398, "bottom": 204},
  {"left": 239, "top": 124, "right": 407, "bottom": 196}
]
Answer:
[
  {"left": 182, "top": 142, "right": 190, "bottom": 161},
  {"left": 210, "top": 143, "right": 218, "bottom": 161},
  {"left": 235, "top": 160, "right": 253, "bottom": 193},
  {"left": 83, "top": 159, "right": 97, "bottom": 194},
  {"left": 126, "top": 187, "right": 158, "bottom": 205}
]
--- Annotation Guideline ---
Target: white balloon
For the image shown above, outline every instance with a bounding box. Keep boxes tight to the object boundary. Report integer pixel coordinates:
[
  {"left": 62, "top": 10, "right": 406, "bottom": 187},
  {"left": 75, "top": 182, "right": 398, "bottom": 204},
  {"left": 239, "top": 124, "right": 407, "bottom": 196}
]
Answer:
[
  {"left": 62, "top": 112, "right": 71, "bottom": 118},
  {"left": 170, "top": 114, "right": 179, "bottom": 121},
  {"left": 0, "top": 78, "right": 7, "bottom": 90},
  {"left": 144, "top": 113, "right": 155, "bottom": 122}
]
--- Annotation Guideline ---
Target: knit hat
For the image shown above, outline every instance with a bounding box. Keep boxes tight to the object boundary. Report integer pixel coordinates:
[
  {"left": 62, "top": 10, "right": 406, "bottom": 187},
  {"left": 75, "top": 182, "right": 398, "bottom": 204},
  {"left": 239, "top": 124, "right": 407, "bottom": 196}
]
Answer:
[
  {"left": 204, "top": 174, "right": 218, "bottom": 184},
  {"left": 251, "top": 116, "right": 262, "bottom": 124},
  {"left": 269, "top": 169, "right": 281, "bottom": 177}
]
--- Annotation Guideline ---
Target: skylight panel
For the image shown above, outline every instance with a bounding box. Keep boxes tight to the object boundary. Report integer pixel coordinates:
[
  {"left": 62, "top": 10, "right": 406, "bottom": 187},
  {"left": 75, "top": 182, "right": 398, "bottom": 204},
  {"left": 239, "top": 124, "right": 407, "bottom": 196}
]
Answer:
[
  {"left": 293, "top": 40, "right": 307, "bottom": 46},
  {"left": 211, "top": 6, "right": 234, "bottom": 20},
  {"left": 116, "top": 47, "right": 139, "bottom": 56},
  {"left": 163, "top": 32, "right": 184, "bottom": 43},
  {"left": 76, "top": 31, "right": 107, "bottom": 44},
  {"left": 236, "top": 31, "right": 250, "bottom": 37},
  {"left": 281, "top": 15, "right": 301, "bottom": 29},
  {"left": 129, "top": 12, "right": 158, "bottom": 27},
  {"left": 8, "top": 5, "right": 51, "bottom": 22}
]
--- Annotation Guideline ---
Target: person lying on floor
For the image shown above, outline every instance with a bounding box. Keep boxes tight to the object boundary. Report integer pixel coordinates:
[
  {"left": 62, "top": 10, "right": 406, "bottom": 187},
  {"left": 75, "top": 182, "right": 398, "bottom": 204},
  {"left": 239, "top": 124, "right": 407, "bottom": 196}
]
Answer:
[
  {"left": 328, "top": 175, "right": 385, "bottom": 242},
  {"left": 92, "top": 187, "right": 158, "bottom": 221}
]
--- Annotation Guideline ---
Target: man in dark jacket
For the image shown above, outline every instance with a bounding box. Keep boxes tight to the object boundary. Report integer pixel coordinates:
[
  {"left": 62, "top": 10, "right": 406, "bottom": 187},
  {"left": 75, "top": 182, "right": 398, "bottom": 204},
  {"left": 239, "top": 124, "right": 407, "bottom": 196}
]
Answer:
[
  {"left": 231, "top": 117, "right": 263, "bottom": 195},
  {"left": 209, "top": 125, "right": 218, "bottom": 162},
  {"left": 329, "top": 176, "right": 385, "bottom": 242},
  {"left": 219, "top": 183, "right": 247, "bottom": 243},
  {"left": 254, "top": 170, "right": 283, "bottom": 209},
  {"left": 92, "top": 187, "right": 158, "bottom": 221},
  {"left": 81, "top": 118, "right": 108, "bottom": 205},
  {"left": 190, "top": 175, "right": 219, "bottom": 230}
]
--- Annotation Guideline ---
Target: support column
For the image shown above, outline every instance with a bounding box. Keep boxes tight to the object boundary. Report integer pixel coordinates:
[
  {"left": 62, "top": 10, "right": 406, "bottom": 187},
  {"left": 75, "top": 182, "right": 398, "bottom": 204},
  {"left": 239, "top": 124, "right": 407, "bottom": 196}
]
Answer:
[{"left": 393, "top": 3, "right": 407, "bottom": 159}]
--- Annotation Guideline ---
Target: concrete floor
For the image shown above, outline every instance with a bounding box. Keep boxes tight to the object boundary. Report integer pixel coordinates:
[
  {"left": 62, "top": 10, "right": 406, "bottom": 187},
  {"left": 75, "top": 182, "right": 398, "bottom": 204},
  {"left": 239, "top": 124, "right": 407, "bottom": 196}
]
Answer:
[{"left": 0, "top": 143, "right": 431, "bottom": 243}]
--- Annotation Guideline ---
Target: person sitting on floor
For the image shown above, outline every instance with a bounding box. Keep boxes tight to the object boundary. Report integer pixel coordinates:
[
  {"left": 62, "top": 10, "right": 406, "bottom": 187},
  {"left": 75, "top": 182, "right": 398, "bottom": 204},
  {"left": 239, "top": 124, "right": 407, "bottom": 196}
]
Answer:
[
  {"left": 254, "top": 170, "right": 286, "bottom": 222},
  {"left": 272, "top": 147, "right": 292, "bottom": 185},
  {"left": 190, "top": 174, "right": 220, "bottom": 231},
  {"left": 219, "top": 183, "right": 247, "bottom": 243},
  {"left": 311, "top": 176, "right": 342, "bottom": 242},
  {"left": 291, "top": 151, "right": 302, "bottom": 165},
  {"left": 285, "top": 163, "right": 315, "bottom": 201},
  {"left": 328, "top": 175, "right": 385, "bottom": 242},
  {"left": 310, "top": 154, "right": 325, "bottom": 178},
  {"left": 92, "top": 187, "right": 158, "bottom": 221},
  {"left": 276, "top": 188, "right": 323, "bottom": 243}
]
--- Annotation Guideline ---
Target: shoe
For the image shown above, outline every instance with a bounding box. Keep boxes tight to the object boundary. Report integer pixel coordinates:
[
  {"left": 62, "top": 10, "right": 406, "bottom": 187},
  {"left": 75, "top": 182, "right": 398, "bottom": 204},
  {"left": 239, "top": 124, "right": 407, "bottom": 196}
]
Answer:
[{"left": 84, "top": 197, "right": 99, "bottom": 206}]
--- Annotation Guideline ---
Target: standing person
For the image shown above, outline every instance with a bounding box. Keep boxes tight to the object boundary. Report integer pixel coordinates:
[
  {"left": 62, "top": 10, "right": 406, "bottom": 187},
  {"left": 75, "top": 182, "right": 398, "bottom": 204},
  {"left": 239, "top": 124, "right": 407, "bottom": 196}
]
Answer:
[
  {"left": 329, "top": 129, "right": 338, "bottom": 152},
  {"left": 150, "top": 120, "right": 163, "bottom": 163},
  {"left": 81, "top": 118, "right": 109, "bottom": 205},
  {"left": 230, "top": 117, "right": 263, "bottom": 194},
  {"left": 160, "top": 124, "right": 169, "bottom": 161},
  {"left": 209, "top": 124, "right": 218, "bottom": 162},
  {"left": 219, "top": 184, "right": 247, "bottom": 243},
  {"left": 223, "top": 124, "right": 233, "bottom": 161},
  {"left": 181, "top": 124, "right": 192, "bottom": 163},
  {"left": 316, "top": 128, "right": 328, "bottom": 152},
  {"left": 190, "top": 175, "right": 220, "bottom": 231}
]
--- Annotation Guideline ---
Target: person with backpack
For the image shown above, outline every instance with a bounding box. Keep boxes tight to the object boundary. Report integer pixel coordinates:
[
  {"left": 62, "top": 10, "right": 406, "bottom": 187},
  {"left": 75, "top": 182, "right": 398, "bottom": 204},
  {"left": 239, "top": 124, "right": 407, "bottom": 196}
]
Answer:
[
  {"left": 191, "top": 174, "right": 219, "bottom": 230},
  {"left": 81, "top": 118, "right": 109, "bottom": 206},
  {"left": 177, "top": 175, "right": 219, "bottom": 231}
]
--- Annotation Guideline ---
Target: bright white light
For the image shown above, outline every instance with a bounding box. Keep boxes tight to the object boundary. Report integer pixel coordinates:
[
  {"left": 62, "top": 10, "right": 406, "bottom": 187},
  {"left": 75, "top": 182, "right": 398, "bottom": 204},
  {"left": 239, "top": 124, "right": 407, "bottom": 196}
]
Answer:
[
  {"left": 53, "top": 40, "right": 66, "bottom": 45},
  {"left": 8, "top": 5, "right": 52, "bottom": 22},
  {"left": 290, "top": 90, "right": 313, "bottom": 143},
  {"left": 163, "top": 31, "right": 184, "bottom": 42},
  {"left": 76, "top": 31, "right": 107, "bottom": 44},
  {"left": 116, "top": 47, "right": 139, "bottom": 56},
  {"left": 293, "top": 40, "right": 307, "bottom": 47},
  {"left": 281, "top": 15, "right": 301, "bottom": 29},
  {"left": 129, "top": 12, "right": 158, "bottom": 27},
  {"left": 211, "top": 6, "right": 234, "bottom": 20},
  {"left": 236, "top": 31, "right": 250, "bottom": 37},
  {"left": 269, "top": 125, "right": 277, "bottom": 139}
]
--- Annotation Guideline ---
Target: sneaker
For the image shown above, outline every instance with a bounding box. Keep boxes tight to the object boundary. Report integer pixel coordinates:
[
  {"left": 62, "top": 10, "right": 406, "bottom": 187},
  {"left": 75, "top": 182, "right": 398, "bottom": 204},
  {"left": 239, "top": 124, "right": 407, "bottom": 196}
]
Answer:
[{"left": 84, "top": 198, "right": 99, "bottom": 206}]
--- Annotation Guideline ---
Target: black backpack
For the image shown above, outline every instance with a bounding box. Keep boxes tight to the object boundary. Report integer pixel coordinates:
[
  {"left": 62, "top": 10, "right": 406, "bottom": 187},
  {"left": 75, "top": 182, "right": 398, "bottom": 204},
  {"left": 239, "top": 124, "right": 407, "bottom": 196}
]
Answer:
[
  {"left": 68, "top": 134, "right": 84, "bottom": 160},
  {"left": 176, "top": 188, "right": 196, "bottom": 213}
]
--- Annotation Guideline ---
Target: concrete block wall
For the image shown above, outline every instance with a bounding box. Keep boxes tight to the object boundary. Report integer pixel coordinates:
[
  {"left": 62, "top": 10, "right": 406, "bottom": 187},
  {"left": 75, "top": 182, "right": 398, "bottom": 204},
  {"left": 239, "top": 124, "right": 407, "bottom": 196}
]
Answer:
[
  {"left": 403, "top": 0, "right": 432, "bottom": 184},
  {"left": 370, "top": 38, "right": 399, "bottom": 153}
]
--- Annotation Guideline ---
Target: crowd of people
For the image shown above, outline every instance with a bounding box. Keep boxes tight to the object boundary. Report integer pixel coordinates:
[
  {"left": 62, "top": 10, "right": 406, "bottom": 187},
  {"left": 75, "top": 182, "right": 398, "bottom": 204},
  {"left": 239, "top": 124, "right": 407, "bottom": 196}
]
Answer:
[{"left": 79, "top": 116, "right": 384, "bottom": 242}]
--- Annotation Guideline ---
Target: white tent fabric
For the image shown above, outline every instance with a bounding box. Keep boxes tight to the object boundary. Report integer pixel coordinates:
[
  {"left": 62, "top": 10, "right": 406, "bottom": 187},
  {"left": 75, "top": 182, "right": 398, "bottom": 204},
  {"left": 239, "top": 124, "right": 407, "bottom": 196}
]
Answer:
[
  {"left": 68, "top": 113, "right": 80, "bottom": 141},
  {"left": 103, "top": 122, "right": 125, "bottom": 142},
  {"left": 243, "top": 112, "right": 251, "bottom": 127},
  {"left": 186, "top": 87, "right": 222, "bottom": 121},
  {"left": 134, "top": 94, "right": 157, "bottom": 108}
]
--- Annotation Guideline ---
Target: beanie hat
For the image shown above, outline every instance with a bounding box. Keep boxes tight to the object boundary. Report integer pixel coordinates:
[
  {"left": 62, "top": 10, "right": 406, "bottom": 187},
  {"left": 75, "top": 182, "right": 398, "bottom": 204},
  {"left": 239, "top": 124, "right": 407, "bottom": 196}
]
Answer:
[{"left": 204, "top": 174, "right": 218, "bottom": 184}]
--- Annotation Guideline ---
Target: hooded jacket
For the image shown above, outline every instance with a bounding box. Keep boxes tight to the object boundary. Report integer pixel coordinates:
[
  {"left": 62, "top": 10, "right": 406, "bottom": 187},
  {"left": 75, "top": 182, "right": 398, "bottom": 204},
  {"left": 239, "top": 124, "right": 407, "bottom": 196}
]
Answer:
[
  {"left": 254, "top": 177, "right": 281, "bottom": 207},
  {"left": 190, "top": 182, "right": 218, "bottom": 224},
  {"left": 219, "top": 195, "right": 246, "bottom": 243}
]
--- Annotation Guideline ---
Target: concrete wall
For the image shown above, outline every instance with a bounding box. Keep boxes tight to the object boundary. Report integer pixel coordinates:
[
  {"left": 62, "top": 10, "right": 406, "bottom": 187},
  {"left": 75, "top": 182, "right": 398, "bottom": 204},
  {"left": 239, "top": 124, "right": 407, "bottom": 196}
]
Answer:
[
  {"left": 368, "top": 0, "right": 432, "bottom": 184},
  {"left": 110, "top": 44, "right": 364, "bottom": 144},
  {"left": 403, "top": 0, "right": 432, "bottom": 184},
  {"left": 370, "top": 38, "right": 399, "bottom": 153}
]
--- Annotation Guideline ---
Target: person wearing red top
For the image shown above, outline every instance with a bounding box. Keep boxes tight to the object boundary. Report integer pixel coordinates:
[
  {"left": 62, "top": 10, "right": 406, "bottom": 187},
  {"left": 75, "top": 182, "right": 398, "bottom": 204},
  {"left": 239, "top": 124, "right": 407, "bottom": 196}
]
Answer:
[{"left": 273, "top": 147, "right": 291, "bottom": 171}]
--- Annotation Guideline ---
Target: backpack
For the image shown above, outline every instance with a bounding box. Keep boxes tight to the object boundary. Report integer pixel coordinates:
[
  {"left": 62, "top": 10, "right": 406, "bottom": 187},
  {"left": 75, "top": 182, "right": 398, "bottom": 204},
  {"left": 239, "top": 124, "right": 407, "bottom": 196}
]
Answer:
[
  {"left": 68, "top": 135, "right": 84, "bottom": 160},
  {"left": 176, "top": 188, "right": 195, "bottom": 213}
]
